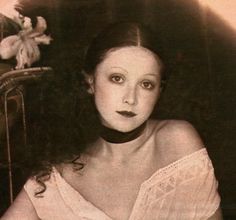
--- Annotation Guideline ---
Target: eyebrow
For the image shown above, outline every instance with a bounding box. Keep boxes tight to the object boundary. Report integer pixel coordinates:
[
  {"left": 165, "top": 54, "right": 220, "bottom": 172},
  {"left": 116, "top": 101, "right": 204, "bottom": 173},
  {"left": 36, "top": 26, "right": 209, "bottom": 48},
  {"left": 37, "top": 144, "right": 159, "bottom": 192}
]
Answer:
[
  {"left": 110, "top": 67, "right": 159, "bottom": 76},
  {"left": 109, "top": 66, "right": 128, "bottom": 73},
  {"left": 145, "top": 73, "right": 159, "bottom": 77}
]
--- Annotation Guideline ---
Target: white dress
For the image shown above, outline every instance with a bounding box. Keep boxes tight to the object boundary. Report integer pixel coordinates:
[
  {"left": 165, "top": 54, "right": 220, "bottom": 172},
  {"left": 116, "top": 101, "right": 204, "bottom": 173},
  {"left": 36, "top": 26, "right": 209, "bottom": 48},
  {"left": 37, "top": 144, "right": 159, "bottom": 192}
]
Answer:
[{"left": 24, "top": 148, "right": 220, "bottom": 220}]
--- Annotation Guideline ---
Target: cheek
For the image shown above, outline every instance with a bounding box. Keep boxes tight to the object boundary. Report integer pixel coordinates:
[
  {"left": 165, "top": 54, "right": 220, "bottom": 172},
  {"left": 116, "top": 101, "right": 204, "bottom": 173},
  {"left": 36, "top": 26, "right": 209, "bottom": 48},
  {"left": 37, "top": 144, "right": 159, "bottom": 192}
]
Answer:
[
  {"left": 94, "top": 83, "right": 118, "bottom": 110},
  {"left": 140, "top": 91, "right": 159, "bottom": 113}
]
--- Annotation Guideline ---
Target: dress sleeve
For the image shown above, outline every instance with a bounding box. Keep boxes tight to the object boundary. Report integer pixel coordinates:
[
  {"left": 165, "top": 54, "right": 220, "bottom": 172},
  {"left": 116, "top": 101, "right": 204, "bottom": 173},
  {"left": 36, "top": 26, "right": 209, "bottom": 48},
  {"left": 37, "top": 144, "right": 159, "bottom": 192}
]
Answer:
[
  {"left": 130, "top": 149, "right": 221, "bottom": 220},
  {"left": 23, "top": 171, "right": 73, "bottom": 220},
  {"left": 167, "top": 149, "right": 221, "bottom": 220},
  {"left": 23, "top": 175, "right": 57, "bottom": 219},
  {"left": 188, "top": 151, "right": 221, "bottom": 219}
]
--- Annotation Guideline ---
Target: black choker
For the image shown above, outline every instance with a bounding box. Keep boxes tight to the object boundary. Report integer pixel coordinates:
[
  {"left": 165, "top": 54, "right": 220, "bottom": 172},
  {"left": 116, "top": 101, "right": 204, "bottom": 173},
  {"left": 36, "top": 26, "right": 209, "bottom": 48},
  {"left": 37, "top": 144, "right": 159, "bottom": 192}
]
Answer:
[{"left": 100, "top": 122, "right": 146, "bottom": 144}]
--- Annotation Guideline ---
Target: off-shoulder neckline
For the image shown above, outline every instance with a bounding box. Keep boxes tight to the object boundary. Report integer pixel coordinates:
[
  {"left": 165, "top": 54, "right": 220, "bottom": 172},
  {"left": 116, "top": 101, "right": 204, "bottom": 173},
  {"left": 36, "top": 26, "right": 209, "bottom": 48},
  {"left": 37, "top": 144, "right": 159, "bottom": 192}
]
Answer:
[{"left": 52, "top": 148, "right": 209, "bottom": 220}]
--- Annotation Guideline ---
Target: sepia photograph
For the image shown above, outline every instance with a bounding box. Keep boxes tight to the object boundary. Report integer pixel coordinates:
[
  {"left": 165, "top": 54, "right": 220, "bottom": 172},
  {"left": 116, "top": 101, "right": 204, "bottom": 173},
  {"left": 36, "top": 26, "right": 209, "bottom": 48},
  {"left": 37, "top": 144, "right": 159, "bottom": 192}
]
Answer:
[{"left": 0, "top": 0, "right": 235, "bottom": 219}]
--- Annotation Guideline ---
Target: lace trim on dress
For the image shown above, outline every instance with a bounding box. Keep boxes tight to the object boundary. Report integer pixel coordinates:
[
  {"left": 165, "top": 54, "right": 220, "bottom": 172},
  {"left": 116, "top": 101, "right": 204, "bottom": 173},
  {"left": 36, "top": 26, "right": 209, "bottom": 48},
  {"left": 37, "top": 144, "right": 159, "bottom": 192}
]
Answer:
[
  {"left": 142, "top": 148, "right": 209, "bottom": 187},
  {"left": 129, "top": 148, "right": 219, "bottom": 220}
]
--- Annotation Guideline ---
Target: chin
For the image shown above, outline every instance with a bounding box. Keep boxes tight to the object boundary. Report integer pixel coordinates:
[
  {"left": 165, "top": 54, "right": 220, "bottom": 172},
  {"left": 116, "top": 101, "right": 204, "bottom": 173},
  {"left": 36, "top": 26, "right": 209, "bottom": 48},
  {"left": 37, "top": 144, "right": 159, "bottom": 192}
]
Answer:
[
  {"left": 101, "top": 116, "right": 147, "bottom": 132},
  {"left": 111, "top": 122, "right": 142, "bottom": 133}
]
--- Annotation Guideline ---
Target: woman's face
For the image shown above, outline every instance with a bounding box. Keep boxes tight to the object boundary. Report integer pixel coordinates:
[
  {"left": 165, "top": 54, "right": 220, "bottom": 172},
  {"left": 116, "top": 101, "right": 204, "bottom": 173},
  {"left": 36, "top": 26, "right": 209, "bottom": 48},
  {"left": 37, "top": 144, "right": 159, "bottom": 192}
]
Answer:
[{"left": 89, "top": 46, "right": 162, "bottom": 132}]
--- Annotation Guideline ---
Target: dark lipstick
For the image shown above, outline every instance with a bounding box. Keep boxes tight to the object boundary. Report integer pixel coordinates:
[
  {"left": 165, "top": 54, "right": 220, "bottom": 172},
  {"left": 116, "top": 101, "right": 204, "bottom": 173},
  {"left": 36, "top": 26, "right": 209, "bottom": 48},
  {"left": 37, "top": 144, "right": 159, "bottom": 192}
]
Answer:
[{"left": 116, "top": 111, "right": 137, "bottom": 118}]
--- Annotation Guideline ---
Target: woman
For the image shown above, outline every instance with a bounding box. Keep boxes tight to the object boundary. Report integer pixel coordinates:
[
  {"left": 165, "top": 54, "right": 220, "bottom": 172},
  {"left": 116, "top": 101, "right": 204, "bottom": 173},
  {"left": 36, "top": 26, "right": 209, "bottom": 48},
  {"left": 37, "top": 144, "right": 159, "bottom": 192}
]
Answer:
[{"left": 1, "top": 22, "right": 222, "bottom": 220}]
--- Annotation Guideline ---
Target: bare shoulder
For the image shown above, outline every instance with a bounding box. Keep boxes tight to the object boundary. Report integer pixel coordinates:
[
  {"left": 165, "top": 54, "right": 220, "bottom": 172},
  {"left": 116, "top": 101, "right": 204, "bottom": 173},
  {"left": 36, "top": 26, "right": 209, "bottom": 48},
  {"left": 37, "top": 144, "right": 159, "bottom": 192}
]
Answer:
[
  {"left": 1, "top": 188, "right": 40, "bottom": 220},
  {"left": 152, "top": 119, "right": 204, "bottom": 161},
  {"left": 207, "top": 207, "right": 223, "bottom": 220}
]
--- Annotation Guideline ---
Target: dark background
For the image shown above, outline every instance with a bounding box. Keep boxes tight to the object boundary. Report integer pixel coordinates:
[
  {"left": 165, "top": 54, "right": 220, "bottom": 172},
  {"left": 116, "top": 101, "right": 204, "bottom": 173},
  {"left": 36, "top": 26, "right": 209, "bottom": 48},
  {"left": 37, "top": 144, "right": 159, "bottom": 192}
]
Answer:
[{"left": 0, "top": 0, "right": 235, "bottom": 218}]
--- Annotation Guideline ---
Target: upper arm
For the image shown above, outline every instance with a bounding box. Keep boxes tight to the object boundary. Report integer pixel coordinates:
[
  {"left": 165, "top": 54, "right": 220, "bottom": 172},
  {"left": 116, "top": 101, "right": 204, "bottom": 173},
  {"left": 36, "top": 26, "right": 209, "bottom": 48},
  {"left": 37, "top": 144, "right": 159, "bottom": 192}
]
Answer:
[
  {"left": 1, "top": 188, "right": 40, "bottom": 220},
  {"left": 208, "top": 207, "right": 223, "bottom": 220}
]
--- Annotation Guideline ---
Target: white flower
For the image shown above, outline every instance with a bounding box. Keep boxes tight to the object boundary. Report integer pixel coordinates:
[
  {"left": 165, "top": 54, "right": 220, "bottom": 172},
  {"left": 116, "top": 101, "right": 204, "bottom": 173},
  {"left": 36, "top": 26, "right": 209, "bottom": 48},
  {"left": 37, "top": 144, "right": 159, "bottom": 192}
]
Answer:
[{"left": 0, "top": 15, "right": 52, "bottom": 69}]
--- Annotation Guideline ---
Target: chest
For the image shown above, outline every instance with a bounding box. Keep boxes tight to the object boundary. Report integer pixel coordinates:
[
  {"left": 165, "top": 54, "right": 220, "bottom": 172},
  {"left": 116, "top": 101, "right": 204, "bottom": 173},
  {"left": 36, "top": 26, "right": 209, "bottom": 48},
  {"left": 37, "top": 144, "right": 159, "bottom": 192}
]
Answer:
[{"left": 62, "top": 161, "right": 157, "bottom": 220}]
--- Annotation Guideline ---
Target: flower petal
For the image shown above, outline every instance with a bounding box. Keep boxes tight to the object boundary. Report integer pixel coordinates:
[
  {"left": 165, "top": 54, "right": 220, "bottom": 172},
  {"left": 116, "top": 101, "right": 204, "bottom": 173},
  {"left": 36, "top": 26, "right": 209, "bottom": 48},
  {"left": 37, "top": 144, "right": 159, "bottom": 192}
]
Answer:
[
  {"left": 34, "top": 35, "right": 52, "bottom": 45},
  {"left": 0, "top": 35, "right": 21, "bottom": 59},
  {"left": 34, "top": 16, "right": 47, "bottom": 34},
  {"left": 15, "top": 38, "right": 40, "bottom": 69}
]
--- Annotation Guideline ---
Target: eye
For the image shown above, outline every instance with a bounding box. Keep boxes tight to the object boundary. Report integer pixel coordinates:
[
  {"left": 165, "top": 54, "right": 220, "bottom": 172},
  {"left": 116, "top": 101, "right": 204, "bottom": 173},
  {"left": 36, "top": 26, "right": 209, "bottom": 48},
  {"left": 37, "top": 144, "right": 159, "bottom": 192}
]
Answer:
[
  {"left": 110, "top": 74, "right": 125, "bottom": 84},
  {"left": 140, "top": 80, "right": 155, "bottom": 90}
]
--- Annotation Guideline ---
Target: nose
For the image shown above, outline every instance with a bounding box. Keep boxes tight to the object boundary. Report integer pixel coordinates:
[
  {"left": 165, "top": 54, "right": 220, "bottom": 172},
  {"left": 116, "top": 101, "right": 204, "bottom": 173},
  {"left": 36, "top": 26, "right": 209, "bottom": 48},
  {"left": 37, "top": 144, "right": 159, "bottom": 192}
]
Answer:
[{"left": 123, "top": 85, "right": 137, "bottom": 105}]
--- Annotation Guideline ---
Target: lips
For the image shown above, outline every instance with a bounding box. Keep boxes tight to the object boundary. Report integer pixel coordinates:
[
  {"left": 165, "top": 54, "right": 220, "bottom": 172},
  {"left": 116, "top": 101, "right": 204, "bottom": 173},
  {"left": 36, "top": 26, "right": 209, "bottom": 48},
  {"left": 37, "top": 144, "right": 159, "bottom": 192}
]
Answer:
[{"left": 116, "top": 111, "right": 137, "bottom": 118}]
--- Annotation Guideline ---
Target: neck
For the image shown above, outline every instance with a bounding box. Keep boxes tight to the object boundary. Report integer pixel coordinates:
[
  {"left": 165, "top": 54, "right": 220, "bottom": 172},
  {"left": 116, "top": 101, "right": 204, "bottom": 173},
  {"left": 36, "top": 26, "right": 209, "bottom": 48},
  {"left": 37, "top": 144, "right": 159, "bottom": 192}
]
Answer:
[
  {"left": 90, "top": 122, "right": 148, "bottom": 163},
  {"left": 100, "top": 122, "right": 147, "bottom": 144}
]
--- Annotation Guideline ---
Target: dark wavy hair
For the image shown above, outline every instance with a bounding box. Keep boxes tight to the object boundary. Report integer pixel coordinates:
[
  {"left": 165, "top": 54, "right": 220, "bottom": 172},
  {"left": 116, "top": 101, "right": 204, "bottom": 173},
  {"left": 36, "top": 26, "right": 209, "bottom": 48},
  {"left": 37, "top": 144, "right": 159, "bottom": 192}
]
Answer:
[{"left": 24, "top": 21, "right": 165, "bottom": 195}]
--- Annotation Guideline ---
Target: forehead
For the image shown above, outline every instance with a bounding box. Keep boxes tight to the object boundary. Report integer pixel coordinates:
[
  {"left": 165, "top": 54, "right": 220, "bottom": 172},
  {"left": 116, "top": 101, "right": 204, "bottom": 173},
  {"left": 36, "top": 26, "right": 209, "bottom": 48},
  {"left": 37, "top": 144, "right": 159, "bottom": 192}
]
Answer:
[{"left": 96, "top": 46, "right": 161, "bottom": 74}]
